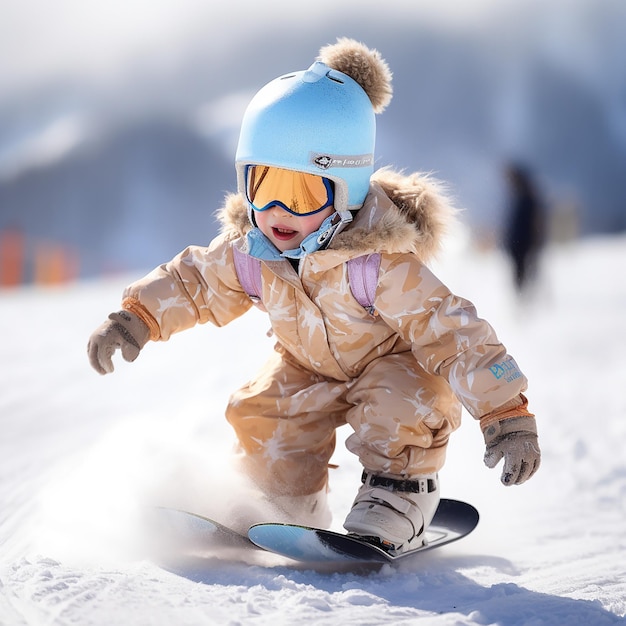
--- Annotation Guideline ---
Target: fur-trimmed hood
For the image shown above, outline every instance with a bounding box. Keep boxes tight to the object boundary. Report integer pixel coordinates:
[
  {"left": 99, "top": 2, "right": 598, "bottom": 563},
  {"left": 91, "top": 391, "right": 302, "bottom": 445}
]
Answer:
[{"left": 217, "top": 168, "right": 457, "bottom": 264}]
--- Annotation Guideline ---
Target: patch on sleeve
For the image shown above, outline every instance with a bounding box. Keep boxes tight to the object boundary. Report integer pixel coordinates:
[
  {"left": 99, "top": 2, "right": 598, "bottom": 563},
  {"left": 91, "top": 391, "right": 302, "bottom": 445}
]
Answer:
[{"left": 489, "top": 357, "right": 523, "bottom": 383}]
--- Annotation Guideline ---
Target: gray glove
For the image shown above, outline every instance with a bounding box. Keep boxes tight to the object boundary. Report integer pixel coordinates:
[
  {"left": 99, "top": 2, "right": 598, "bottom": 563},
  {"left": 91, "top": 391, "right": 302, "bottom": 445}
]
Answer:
[
  {"left": 483, "top": 416, "right": 541, "bottom": 485},
  {"left": 87, "top": 310, "right": 150, "bottom": 375}
]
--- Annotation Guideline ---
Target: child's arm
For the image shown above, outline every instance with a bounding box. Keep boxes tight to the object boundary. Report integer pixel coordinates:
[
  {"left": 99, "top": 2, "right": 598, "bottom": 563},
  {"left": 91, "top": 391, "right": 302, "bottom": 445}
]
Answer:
[
  {"left": 376, "top": 258, "right": 527, "bottom": 415},
  {"left": 87, "top": 235, "right": 251, "bottom": 374},
  {"left": 120, "top": 240, "right": 252, "bottom": 341},
  {"left": 374, "top": 255, "right": 540, "bottom": 484}
]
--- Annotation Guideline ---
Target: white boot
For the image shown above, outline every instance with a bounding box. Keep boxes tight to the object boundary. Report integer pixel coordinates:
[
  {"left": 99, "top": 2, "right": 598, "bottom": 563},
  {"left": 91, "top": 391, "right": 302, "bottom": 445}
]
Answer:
[{"left": 343, "top": 471, "right": 440, "bottom": 554}]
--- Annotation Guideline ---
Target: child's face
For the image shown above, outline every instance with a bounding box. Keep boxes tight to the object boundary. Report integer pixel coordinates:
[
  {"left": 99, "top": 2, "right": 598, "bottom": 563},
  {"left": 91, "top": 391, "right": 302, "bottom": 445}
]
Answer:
[{"left": 255, "top": 205, "right": 335, "bottom": 253}]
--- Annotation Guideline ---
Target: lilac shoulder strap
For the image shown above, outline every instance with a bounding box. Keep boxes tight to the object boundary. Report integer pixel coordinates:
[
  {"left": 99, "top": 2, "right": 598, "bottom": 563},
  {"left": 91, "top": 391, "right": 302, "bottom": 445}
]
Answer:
[
  {"left": 347, "top": 253, "right": 381, "bottom": 315},
  {"left": 233, "top": 247, "right": 380, "bottom": 314},
  {"left": 232, "top": 246, "right": 263, "bottom": 302}
]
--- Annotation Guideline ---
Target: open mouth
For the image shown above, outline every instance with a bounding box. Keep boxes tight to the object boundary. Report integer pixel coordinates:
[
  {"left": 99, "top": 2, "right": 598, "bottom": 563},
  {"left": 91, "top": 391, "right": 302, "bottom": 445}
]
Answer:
[{"left": 272, "top": 227, "right": 297, "bottom": 241}]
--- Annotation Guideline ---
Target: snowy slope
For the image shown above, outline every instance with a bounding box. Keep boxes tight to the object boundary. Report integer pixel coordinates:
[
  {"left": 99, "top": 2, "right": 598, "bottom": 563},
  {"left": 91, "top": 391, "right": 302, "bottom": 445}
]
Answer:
[{"left": 1, "top": 236, "right": 625, "bottom": 625}]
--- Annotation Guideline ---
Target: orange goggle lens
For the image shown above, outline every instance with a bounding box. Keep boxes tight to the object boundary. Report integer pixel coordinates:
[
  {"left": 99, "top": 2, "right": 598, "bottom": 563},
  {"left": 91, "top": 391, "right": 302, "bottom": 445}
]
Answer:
[{"left": 245, "top": 165, "right": 334, "bottom": 216}]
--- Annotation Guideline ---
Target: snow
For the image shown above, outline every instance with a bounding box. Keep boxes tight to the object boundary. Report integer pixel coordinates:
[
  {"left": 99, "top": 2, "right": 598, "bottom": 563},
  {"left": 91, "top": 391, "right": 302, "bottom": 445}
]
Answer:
[{"left": 1, "top": 235, "right": 625, "bottom": 625}]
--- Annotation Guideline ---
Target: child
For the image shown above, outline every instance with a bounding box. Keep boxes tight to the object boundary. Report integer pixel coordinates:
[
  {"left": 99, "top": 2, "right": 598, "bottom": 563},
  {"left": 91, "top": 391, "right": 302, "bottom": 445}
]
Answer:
[{"left": 88, "top": 38, "right": 540, "bottom": 555}]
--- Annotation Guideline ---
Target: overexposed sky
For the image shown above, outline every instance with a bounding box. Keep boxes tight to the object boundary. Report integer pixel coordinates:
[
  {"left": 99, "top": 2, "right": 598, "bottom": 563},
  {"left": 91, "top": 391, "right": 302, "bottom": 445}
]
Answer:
[
  {"left": 0, "top": 0, "right": 216, "bottom": 91},
  {"left": 0, "top": 0, "right": 526, "bottom": 95}
]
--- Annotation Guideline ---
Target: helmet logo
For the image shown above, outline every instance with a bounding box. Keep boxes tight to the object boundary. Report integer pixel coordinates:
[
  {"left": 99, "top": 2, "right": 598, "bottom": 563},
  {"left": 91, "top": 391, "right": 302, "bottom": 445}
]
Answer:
[
  {"left": 310, "top": 152, "right": 374, "bottom": 170},
  {"left": 313, "top": 155, "right": 333, "bottom": 169}
]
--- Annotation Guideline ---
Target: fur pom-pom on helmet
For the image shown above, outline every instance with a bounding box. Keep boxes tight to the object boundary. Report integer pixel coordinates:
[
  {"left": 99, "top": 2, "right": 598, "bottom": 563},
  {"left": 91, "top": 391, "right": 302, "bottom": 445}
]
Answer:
[
  {"left": 318, "top": 38, "right": 393, "bottom": 114},
  {"left": 235, "top": 38, "right": 393, "bottom": 214}
]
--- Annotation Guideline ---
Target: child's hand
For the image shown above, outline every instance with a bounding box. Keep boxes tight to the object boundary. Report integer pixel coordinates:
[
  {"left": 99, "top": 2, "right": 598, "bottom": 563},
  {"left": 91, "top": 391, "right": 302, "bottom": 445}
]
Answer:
[
  {"left": 87, "top": 310, "right": 149, "bottom": 375},
  {"left": 482, "top": 416, "right": 541, "bottom": 485}
]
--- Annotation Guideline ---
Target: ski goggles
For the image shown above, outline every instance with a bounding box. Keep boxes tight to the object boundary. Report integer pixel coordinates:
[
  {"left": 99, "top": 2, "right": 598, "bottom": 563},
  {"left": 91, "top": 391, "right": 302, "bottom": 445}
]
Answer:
[{"left": 245, "top": 165, "right": 334, "bottom": 216}]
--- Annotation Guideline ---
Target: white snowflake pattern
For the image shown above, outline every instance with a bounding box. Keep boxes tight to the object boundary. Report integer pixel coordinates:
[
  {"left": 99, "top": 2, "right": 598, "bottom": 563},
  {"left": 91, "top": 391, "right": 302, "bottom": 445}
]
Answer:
[{"left": 155, "top": 295, "right": 192, "bottom": 315}]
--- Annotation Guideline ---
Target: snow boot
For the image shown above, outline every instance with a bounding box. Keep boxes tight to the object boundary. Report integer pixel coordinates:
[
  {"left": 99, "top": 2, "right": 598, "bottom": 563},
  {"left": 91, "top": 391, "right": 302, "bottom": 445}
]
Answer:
[{"left": 343, "top": 471, "right": 440, "bottom": 554}]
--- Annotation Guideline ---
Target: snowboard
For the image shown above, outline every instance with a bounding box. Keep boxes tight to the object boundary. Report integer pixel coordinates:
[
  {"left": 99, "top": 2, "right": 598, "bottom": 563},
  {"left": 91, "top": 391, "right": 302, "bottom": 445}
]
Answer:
[
  {"left": 247, "top": 499, "right": 478, "bottom": 564},
  {"left": 148, "top": 506, "right": 255, "bottom": 554}
]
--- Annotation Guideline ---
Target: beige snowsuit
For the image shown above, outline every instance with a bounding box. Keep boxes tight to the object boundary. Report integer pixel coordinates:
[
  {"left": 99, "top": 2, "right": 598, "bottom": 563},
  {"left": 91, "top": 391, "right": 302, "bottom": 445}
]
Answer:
[{"left": 122, "top": 169, "right": 529, "bottom": 498}]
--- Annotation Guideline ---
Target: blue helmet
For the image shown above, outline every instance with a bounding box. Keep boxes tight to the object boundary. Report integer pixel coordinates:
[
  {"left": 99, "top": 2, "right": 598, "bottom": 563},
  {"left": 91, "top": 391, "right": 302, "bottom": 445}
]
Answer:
[{"left": 236, "top": 60, "right": 377, "bottom": 214}]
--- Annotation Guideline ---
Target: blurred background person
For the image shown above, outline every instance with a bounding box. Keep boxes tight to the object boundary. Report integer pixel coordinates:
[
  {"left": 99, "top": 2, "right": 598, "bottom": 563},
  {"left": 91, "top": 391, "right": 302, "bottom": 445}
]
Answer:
[{"left": 502, "top": 162, "right": 547, "bottom": 296}]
